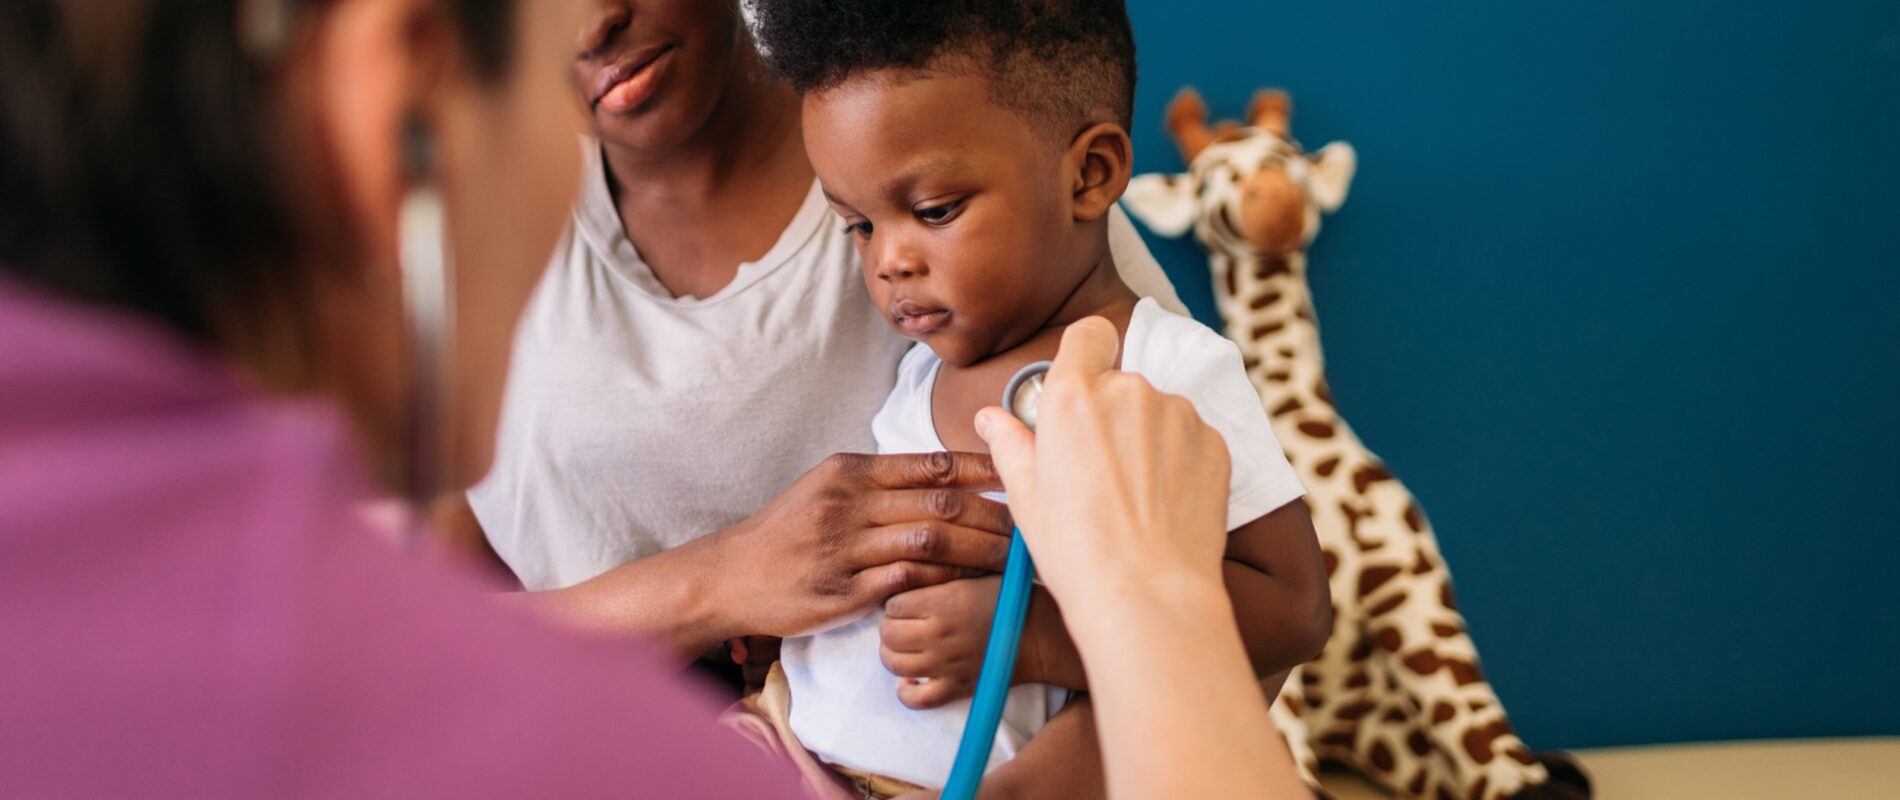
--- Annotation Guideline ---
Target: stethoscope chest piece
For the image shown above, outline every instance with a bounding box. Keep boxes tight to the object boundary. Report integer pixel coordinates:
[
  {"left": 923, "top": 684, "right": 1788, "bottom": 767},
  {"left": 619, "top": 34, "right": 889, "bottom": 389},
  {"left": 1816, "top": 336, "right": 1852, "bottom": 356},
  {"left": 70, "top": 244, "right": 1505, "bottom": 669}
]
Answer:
[{"left": 1002, "top": 361, "right": 1053, "bottom": 432}]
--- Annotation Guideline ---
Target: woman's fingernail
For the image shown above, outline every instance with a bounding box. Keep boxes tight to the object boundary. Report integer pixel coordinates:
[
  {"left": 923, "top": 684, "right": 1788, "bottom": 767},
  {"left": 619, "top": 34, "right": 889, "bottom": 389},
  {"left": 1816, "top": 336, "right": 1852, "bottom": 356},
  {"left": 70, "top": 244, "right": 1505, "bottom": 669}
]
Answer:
[{"left": 974, "top": 410, "right": 993, "bottom": 439}]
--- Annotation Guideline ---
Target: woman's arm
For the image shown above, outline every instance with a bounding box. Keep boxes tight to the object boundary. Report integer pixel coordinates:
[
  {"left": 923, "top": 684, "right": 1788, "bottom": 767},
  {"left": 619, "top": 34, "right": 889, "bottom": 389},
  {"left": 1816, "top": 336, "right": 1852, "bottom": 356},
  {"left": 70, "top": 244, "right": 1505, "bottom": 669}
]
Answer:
[
  {"left": 507, "top": 452, "right": 1022, "bottom": 660},
  {"left": 976, "top": 318, "right": 1309, "bottom": 799}
]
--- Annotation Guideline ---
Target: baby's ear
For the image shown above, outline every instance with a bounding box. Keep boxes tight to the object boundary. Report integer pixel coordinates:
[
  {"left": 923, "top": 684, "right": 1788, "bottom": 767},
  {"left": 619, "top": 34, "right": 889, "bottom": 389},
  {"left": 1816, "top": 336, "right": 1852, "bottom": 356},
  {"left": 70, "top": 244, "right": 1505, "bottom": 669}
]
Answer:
[{"left": 1068, "top": 122, "right": 1134, "bottom": 223}]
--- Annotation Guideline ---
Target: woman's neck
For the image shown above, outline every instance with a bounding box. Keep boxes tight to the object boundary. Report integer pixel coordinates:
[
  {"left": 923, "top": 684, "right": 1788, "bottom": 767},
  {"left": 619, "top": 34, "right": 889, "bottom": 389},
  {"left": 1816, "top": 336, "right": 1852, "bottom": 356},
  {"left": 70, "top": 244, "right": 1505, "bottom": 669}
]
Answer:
[{"left": 596, "top": 52, "right": 814, "bottom": 298}]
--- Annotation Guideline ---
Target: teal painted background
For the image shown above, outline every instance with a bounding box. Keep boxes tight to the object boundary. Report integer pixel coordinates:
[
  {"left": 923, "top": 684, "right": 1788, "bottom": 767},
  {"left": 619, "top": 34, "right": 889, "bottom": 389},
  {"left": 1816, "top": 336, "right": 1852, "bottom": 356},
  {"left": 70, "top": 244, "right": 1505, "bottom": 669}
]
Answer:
[{"left": 1124, "top": 1, "right": 1900, "bottom": 748}]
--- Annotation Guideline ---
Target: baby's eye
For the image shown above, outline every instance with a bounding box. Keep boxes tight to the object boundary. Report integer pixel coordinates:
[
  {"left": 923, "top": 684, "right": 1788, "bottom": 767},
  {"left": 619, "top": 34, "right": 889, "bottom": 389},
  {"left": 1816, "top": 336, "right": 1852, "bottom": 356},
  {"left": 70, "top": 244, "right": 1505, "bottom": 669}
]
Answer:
[
  {"left": 842, "top": 220, "right": 873, "bottom": 240},
  {"left": 914, "top": 198, "right": 966, "bottom": 226}
]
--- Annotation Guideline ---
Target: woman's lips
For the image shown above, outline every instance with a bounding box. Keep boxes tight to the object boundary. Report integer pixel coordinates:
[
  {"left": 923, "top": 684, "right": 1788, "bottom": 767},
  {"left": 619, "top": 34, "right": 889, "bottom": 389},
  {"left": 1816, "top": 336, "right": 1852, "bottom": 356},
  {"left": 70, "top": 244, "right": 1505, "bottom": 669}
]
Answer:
[
  {"left": 592, "top": 45, "right": 675, "bottom": 112},
  {"left": 892, "top": 300, "right": 951, "bottom": 335}
]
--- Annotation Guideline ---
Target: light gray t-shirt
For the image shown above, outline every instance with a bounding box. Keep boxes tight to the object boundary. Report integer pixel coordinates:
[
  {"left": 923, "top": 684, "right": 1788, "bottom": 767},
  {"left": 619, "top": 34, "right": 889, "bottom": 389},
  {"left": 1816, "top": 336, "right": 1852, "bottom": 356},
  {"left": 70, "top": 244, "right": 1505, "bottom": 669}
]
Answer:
[{"left": 471, "top": 140, "right": 1187, "bottom": 591}]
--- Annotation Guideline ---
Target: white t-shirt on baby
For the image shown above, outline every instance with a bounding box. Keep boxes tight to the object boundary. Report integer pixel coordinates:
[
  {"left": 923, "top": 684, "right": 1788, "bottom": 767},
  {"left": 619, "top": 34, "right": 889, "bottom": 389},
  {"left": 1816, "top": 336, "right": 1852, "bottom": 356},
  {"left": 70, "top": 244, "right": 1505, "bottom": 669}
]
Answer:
[{"left": 778, "top": 297, "right": 1309, "bottom": 788}]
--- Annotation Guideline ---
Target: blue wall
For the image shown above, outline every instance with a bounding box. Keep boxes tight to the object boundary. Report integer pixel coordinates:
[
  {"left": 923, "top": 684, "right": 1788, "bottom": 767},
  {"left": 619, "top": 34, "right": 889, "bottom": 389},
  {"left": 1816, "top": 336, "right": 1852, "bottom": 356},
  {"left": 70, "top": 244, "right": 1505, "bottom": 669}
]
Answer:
[{"left": 1126, "top": 0, "right": 1900, "bottom": 749}]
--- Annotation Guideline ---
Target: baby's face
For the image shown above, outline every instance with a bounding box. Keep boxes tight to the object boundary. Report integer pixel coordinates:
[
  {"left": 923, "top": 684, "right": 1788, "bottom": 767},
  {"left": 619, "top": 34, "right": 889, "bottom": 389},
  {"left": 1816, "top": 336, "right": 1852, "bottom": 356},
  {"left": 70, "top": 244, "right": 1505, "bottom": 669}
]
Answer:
[{"left": 804, "top": 70, "right": 1097, "bottom": 368}]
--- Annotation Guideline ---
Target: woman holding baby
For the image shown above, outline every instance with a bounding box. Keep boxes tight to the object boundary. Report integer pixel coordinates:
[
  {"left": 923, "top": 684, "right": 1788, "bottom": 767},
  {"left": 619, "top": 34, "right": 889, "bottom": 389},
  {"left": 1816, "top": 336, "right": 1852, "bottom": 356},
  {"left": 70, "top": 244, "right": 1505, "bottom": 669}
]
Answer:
[{"left": 0, "top": 0, "right": 1311, "bottom": 797}]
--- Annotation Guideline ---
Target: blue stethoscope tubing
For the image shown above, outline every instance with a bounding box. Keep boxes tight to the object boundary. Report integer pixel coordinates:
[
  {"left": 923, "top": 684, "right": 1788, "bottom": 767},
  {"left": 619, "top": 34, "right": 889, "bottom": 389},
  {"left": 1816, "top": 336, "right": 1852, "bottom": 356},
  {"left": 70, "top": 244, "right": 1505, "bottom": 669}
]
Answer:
[{"left": 940, "top": 361, "right": 1052, "bottom": 800}]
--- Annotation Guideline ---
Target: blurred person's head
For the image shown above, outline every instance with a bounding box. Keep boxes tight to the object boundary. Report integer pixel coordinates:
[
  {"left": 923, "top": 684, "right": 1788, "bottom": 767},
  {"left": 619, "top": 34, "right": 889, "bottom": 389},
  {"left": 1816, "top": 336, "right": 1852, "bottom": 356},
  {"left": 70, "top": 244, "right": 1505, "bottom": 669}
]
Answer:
[{"left": 0, "top": 0, "right": 592, "bottom": 493}]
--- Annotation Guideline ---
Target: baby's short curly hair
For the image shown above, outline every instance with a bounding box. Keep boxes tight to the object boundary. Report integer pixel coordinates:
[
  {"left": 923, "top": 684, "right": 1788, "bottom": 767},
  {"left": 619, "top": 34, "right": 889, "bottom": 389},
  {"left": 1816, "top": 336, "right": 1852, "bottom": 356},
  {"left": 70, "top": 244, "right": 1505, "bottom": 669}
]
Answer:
[{"left": 752, "top": 0, "right": 1135, "bottom": 138}]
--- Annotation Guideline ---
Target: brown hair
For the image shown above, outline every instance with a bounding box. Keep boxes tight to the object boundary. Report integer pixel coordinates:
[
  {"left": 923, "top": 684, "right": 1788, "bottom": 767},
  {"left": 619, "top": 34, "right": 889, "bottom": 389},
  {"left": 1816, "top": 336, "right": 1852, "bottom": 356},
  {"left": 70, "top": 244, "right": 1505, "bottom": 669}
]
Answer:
[{"left": 0, "top": 0, "right": 515, "bottom": 372}]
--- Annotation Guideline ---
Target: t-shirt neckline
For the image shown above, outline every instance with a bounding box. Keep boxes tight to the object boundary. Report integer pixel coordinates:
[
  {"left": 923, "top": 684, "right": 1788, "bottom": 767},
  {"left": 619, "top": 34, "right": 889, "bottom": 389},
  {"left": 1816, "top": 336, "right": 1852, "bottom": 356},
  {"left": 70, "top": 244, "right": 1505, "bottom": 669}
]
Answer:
[{"left": 571, "top": 138, "right": 832, "bottom": 308}]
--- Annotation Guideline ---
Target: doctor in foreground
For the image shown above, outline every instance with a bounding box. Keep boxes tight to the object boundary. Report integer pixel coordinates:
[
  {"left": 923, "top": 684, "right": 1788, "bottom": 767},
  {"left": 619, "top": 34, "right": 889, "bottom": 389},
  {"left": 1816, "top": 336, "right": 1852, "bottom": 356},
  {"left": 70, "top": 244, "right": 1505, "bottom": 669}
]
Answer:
[{"left": 0, "top": 0, "right": 1304, "bottom": 796}]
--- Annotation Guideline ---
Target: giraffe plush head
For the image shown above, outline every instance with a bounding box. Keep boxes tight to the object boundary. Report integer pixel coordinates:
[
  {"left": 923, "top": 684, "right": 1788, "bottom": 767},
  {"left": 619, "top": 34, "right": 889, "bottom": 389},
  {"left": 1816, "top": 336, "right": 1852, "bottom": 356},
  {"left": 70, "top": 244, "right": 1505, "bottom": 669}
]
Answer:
[{"left": 1124, "top": 88, "right": 1356, "bottom": 256}]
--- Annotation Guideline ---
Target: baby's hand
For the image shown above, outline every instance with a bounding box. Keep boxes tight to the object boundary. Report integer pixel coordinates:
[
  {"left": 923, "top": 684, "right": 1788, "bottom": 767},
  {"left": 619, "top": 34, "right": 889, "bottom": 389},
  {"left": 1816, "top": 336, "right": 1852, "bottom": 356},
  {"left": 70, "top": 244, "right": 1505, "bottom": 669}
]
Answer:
[{"left": 878, "top": 575, "right": 1016, "bottom": 709}]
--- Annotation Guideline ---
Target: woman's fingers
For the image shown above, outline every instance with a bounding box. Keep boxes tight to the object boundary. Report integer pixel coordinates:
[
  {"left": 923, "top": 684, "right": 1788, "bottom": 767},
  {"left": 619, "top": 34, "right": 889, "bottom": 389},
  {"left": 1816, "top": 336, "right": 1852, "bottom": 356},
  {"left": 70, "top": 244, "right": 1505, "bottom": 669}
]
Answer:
[
  {"left": 837, "top": 451, "right": 1004, "bottom": 493},
  {"left": 850, "top": 561, "right": 967, "bottom": 607},
  {"left": 863, "top": 488, "right": 1012, "bottom": 534},
  {"left": 851, "top": 522, "right": 1011, "bottom": 574}
]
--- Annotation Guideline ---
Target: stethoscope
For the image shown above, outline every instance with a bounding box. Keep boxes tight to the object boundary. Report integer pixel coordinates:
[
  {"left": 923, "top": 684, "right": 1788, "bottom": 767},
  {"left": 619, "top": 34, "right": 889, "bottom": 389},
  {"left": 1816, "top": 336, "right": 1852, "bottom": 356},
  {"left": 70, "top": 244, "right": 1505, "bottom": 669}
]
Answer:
[{"left": 940, "top": 360, "right": 1051, "bottom": 800}]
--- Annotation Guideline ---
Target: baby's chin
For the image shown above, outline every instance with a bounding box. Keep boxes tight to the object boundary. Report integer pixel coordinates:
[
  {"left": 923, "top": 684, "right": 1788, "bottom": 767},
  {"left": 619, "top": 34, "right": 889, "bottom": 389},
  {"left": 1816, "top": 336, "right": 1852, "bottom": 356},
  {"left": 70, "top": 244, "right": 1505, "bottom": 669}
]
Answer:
[{"left": 916, "top": 329, "right": 1010, "bottom": 370}]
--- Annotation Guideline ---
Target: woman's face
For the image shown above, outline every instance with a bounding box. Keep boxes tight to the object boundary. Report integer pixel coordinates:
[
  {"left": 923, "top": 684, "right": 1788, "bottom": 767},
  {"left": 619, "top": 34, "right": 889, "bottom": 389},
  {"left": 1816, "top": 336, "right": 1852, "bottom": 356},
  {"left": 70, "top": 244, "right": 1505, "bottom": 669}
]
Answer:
[{"left": 570, "top": 0, "right": 745, "bottom": 152}]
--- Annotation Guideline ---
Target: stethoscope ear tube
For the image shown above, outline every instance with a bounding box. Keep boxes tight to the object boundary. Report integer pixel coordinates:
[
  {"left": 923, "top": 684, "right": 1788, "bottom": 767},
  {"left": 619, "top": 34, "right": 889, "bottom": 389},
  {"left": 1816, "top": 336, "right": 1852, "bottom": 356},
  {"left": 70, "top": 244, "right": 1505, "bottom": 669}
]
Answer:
[{"left": 940, "top": 361, "right": 1052, "bottom": 800}]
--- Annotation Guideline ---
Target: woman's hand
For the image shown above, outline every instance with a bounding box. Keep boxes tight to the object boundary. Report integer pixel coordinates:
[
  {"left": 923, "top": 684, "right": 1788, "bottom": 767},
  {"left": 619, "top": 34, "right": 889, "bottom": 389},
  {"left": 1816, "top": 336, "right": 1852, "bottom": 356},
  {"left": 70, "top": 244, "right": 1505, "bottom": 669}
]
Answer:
[
  {"left": 709, "top": 452, "right": 1017, "bottom": 640},
  {"left": 546, "top": 451, "right": 1018, "bottom": 657}
]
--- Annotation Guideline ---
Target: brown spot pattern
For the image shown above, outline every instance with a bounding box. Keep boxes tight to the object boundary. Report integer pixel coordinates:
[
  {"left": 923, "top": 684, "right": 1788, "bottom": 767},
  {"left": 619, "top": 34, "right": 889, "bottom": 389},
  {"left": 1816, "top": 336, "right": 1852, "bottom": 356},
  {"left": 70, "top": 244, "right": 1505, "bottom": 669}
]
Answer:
[
  {"left": 1251, "top": 320, "right": 1286, "bottom": 340},
  {"left": 1358, "top": 565, "right": 1401, "bottom": 598},
  {"left": 1407, "top": 730, "right": 1432, "bottom": 757},
  {"left": 1256, "top": 255, "right": 1292, "bottom": 280},
  {"left": 1432, "top": 621, "right": 1464, "bottom": 637},
  {"left": 1321, "top": 548, "right": 1339, "bottom": 577},
  {"left": 1266, "top": 370, "right": 1291, "bottom": 383},
  {"left": 1250, "top": 291, "right": 1284, "bottom": 309},
  {"left": 1403, "top": 650, "right": 1443, "bottom": 676},
  {"left": 1404, "top": 501, "right": 1426, "bottom": 532},
  {"left": 1270, "top": 397, "right": 1304, "bottom": 417},
  {"left": 1368, "top": 592, "right": 1408, "bottom": 617},
  {"left": 1314, "top": 456, "right": 1341, "bottom": 476},
  {"left": 1352, "top": 462, "right": 1393, "bottom": 494},
  {"left": 1461, "top": 720, "right": 1513, "bottom": 765},
  {"left": 1448, "top": 660, "right": 1484, "bottom": 686},
  {"left": 1507, "top": 746, "right": 1537, "bottom": 765},
  {"left": 1298, "top": 420, "right": 1336, "bottom": 438},
  {"left": 1346, "top": 671, "right": 1371, "bottom": 689},
  {"left": 1336, "top": 701, "right": 1377, "bottom": 721},
  {"left": 1470, "top": 777, "right": 1490, "bottom": 800},
  {"left": 1369, "top": 741, "right": 1395, "bottom": 772},
  {"left": 1431, "top": 701, "right": 1456, "bottom": 724},
  {"left": 1373, "top": 626, "right": 1403, "bottom": 652},
  {"left": 1408, "top": 771, "right": 1428, "bottom": 795},
  {"left": 1412, "top": 548, "right": 1437, "bottom": 575},
  {"left": 1313, "top": 378, "right": 1334, "bottom": 406}
]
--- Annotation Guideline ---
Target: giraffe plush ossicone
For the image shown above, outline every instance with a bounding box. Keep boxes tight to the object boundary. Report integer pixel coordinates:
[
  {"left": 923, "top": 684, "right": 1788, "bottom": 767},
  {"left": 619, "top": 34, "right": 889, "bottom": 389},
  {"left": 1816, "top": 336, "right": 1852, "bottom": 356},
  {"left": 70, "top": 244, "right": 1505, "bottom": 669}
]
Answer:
[{"left": 1123, "top": 88, "right": 1592, "bottom": 800}]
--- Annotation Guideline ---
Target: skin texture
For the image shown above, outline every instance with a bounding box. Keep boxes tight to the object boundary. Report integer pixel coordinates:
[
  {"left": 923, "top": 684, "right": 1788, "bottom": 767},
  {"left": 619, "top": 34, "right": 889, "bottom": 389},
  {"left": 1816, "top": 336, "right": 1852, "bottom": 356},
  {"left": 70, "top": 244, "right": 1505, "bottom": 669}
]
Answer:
[
  {"left": 431, "top": 2, "right": 1031, "bottom": 662},
  {"left": 976, "top": 321, "right": 1313, "bottom": 800},
  {"left": 805, "top": 67, "right": 1331, "bottom": 798}
]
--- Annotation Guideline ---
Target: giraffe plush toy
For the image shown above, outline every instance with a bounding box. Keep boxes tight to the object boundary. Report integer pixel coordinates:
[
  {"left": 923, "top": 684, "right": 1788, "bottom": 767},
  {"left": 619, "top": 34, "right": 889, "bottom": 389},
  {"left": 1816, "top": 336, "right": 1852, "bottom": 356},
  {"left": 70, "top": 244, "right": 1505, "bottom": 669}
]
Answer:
[{"left": 1122, "top": 88, "right": 1592, "bottom": 800}]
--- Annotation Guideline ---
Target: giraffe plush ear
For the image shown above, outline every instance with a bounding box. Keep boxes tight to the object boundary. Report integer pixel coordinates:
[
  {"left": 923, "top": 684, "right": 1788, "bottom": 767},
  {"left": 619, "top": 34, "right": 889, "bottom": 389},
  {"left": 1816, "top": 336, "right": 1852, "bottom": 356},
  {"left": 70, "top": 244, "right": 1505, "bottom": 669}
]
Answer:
[
  {"left": 1306, "top": 141, "right": 1357, "bottom": 213},
  {"left": 1120, "top": 172, "right": 1198, "bottom": 237}
]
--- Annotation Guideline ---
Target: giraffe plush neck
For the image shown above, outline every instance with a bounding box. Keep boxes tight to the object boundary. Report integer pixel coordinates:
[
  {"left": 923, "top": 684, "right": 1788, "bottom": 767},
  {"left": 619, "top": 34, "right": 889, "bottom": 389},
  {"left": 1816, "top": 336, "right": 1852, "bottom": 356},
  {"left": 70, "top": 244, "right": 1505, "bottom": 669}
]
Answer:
[{"left": 1124, "top": 89, "right": 1591, "bottom": 800}]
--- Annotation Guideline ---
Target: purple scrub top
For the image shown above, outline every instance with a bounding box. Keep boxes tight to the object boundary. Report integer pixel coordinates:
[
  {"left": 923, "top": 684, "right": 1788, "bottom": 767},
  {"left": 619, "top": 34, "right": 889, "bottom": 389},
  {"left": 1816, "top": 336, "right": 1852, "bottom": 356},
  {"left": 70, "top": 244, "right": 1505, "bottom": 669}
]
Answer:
[{"left": 0, "top": 276, "right": 798, "bottom": 798}]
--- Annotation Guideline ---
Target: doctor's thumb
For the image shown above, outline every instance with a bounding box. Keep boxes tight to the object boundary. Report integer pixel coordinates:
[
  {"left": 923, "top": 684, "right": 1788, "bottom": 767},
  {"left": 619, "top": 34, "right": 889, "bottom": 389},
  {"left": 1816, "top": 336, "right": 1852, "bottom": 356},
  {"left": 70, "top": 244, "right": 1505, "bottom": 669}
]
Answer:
[{"left": 975, "top": 406, "right": 1035, "bottom": 500}]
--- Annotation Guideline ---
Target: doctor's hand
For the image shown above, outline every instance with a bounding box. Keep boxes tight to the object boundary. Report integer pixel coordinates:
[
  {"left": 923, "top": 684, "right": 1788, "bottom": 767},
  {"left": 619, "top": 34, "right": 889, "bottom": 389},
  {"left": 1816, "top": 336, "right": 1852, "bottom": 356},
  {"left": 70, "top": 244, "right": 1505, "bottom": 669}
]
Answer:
[
  {"left": 710, "top": 451, "right": 1016, "bottom": 640},
  {"left": 974, "top": 317, "right": 1233, "bottom": 623}
]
